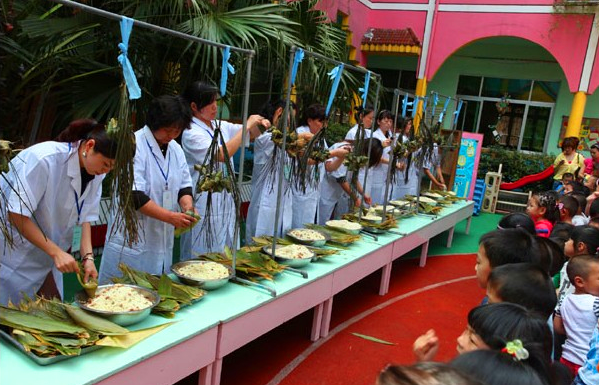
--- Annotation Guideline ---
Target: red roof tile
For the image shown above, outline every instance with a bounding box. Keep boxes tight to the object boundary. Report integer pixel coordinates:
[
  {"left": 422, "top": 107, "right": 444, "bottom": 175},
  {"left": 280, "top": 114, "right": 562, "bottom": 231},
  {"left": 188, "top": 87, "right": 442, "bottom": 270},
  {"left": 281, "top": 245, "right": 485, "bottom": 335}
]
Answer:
[{"left": 361, "top": 28, "right": 421, "bottom": 46}]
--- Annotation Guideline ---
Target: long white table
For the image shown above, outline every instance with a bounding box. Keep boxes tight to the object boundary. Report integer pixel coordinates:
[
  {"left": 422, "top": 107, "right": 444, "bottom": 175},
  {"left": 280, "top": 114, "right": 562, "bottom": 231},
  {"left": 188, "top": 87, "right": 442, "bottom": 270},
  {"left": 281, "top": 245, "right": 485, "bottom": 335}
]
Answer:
[{"left": 0, "top": 201, "right": 473, "bottom": 385}]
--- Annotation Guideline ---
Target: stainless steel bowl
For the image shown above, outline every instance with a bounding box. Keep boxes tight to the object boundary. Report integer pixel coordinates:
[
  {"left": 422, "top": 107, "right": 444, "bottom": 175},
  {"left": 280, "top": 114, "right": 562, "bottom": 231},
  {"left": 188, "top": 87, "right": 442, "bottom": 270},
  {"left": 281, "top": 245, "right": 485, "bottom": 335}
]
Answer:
[
  {"left": 75, "top": 284, "right": 160, "bottom": 326},
  {"left": 261, "top": 245, "right": 314, "bottom": 268},
  {"left": 286, "top": 228, "right": 331, "bottom": 247},
  {"left": 171, "top": 260, "right": 232, "bottom": 290},
  {"left": 325, "top": 221, "right": 362, "bottom": 235}
]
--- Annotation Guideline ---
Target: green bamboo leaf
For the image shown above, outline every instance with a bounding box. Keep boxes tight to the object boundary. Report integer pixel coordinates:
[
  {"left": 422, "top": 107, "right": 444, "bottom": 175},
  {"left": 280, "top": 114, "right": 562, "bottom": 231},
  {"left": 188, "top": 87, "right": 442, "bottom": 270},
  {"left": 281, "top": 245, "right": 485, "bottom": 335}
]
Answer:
[{"left": 351, "top": 333, "right": 396, "bottom": 345}]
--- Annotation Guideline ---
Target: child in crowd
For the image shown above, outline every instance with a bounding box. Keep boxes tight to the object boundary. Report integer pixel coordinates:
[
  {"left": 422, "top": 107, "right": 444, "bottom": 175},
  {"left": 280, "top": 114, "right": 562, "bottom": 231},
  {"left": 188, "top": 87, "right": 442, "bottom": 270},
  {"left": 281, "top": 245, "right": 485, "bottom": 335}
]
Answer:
[
  {"left": 527, "top": 191, "right": 560, "bottom": 237},
  {"left": 377, "top": 362, "right": 480, "bottom": 385},
  {"left": 583, "top": 143, "right": 599, "bottom": 177},
  {"left": 571, "top": 193, "right": 590, "bottom": 226},
  {"left": 589, "top": 216, "right": 599, "bottom": 230},
  {"left": 556, "top": 226, "right": 599, "bottom": 311},
  {"left": 558, "top": 195, "right": 579, "bottom": 225},
  {"left": 554, "top": 255, "right": 599, "bottom": 376},
  {"left": 486, "top": 263, "right": 557, "bottom": 319},
  {"left": 475, "top": 228, "right": 540, "bottom": 289},
  {"left": 496, "top": 212, "right": 536, "bottom": 235},
  {"left": 557, "top": 172, "right": 575, "bottom": 195}
]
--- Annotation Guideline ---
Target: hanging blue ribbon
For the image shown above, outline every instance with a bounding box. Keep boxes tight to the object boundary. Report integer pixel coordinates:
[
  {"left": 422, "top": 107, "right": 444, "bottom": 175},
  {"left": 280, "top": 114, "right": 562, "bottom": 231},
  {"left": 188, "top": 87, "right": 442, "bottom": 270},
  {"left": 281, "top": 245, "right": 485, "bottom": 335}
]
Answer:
[
  {"left": 290, "top": 48, "right": 304, "bottom": 87},
  {"left": 325, "top": 64, "right": 344, "bottom": 116},
  {"left": 401, "top": 95, "right": 410, "bottom": 118},
  {"left": 220, "top": 46, "right": 235, "bottom": 97},
  {"left": 117, "top": 16, "right": 141, "bottom": 100},
  {"left": 438, "top": 98, "right": 451, "bottom": 123},
  {"left": 422, "top": 96, "right": 428, "bottom": 114},
  {"left": 453, "top": 99, "right": 464, "bottom": 126},
  {"left": 432, "top": 92, "right": 439, "bottom": 109},
  {"left": 358, "top": 71, "right": 371, "bottom": 109},
  {"left": 410, "top": 96, "right": 420, "bottom": 117}
]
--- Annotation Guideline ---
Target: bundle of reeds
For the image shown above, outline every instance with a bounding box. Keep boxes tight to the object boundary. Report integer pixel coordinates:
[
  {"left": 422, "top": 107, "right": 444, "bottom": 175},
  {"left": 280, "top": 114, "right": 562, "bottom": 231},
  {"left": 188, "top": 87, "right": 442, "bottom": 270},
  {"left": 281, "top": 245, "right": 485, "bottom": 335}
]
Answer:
[
  {"left": 199, "top": 247, "right": 285, "bottom": 282},
  {"left": 249, "top": 236, "right": 338, "bottom": 259},
  {"left": 304, "top": 224, "right": 361, "bottom": 246},
  {"left": 342, "top": 212, "right": 397, "bottom": 231},
  {"left": 296, "top": 126, "right": 329, "bottom": 193}
]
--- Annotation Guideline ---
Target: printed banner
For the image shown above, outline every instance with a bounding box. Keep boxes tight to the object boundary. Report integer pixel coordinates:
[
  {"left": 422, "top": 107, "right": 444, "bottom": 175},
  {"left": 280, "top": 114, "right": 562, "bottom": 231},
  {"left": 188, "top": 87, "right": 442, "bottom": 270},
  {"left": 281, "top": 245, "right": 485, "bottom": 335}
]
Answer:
[{"left": 452, "top": 132, "right": 483, "bottom": 200}]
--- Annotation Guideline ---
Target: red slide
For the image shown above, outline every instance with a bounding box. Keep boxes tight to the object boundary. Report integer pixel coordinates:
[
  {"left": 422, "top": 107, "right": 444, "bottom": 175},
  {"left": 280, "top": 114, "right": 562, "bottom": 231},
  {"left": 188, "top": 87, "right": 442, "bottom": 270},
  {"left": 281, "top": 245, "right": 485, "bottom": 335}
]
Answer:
[{"left": 499, "top": 165, "right": 555, "bottom": 190}]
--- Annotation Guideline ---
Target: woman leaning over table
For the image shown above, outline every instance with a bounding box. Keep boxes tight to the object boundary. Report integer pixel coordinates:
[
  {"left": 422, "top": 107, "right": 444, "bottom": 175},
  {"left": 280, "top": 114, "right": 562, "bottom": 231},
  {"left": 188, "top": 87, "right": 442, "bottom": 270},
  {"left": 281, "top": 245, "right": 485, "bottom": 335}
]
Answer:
[
  {"left": 0, "top": 119, "right": 120, "bottom": 305},
  {"left": 99, "top": 95, "right": 197, "bottom": 283},
  {"left": 180, "top": 81, "right": 267, "bottom": 258}
]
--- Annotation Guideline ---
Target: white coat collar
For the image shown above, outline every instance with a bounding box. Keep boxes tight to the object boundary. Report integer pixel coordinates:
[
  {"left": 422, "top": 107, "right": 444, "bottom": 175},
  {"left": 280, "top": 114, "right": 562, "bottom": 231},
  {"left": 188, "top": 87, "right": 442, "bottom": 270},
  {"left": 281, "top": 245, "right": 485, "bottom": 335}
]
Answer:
[
  {"left": 142, "top": 125, "right": 168, "bottom": 163},
  {"left": 191, "top": 116, "right": 215, "bottom": 133},
  {"left": 67, "top": 141, "right": 86, "bottom": 198}
]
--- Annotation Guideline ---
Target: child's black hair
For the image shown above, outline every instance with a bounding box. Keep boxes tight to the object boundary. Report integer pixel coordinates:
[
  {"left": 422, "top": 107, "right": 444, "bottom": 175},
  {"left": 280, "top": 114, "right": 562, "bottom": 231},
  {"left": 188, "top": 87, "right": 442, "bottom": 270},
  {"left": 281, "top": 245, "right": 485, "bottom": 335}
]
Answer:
[
  {"left": 566, "top": 254, "right": 599, "bottom": 285},
  {"left": 535, "top": 236, "right": 567, "bottom": 276},
  {"left": 561, "top": 172, "right": 574, "bottom": 181},
  {"left": 497, "top": 213, "right": 536, "bottom": 235},
  {"left": 487, "top": 263, "right": 557, "bottom": 319},
  {"left": 549, "top": 222, "right": 575, "bottom": 243},
  {"left": 533, "top": 191, "right": 560, "bottom": 224},
  {"left": 558, "top": 195, "right": 578, "bottom": 218},
  {"left": 571, "top": 225, "right": 599, "bottom": 256},
  {"left": 590, "top": 199, "right": 599, "bottom": 219},
  {"left": 568, "top": 192, "right": 587, "bottom": 215},
  {"left": 479, "top": 228, "right": 539, "bottom": 268},
  {"left": 298, "top": 104, "right": 326, "bottom": 127},
  {"left": 378, "top": 363, "right": 482, "bottom": 385}
]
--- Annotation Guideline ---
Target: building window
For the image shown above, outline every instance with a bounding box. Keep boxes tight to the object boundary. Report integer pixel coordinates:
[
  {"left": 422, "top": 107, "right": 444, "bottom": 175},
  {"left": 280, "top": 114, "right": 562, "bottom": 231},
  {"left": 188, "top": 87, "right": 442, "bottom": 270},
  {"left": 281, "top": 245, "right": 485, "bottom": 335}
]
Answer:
[
  {"left": 369, "top": 67, "right": 416, "bottom": 92},
  {"left": 456, "top": 75, "right": 558, "bottom": 153}
]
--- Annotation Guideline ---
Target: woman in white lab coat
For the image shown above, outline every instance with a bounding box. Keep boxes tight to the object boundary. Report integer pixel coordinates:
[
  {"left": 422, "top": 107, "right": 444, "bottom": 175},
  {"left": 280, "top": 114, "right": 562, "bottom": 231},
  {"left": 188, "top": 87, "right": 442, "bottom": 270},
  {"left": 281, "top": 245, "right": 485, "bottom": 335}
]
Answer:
[
  {"left": 99, "top": 95, "right": 197, "bottom": 282},
  {"left": 370, "top": 110, "right": 394, "bottom": 205},
  {"left": 391, "top": 118, "right": 420, "bottom": 199},
  {"left": 318, "top": 138, "right": 382, "bottom": 224},
  {"left": 180, "top": 81, "right": 267, "bottom": 258},
  {"left": 0, "top": 119, "right": 119, "bottom": 305},
  {"left": 344, "top": 105, "right": 374, "bottom": 142},
  {"left": 292, "top": 104, "right": 351, "bottom": 228}
]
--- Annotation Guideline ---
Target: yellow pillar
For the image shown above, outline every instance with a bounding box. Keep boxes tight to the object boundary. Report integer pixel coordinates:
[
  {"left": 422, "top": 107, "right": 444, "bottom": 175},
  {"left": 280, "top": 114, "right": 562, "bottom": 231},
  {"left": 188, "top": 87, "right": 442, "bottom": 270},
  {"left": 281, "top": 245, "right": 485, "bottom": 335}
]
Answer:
[
  {"left": 413, "top": 77, "right": 427, "bottom": 132},
  {"left": 565, "top": 91, "right": 587, "bottom": 138}
]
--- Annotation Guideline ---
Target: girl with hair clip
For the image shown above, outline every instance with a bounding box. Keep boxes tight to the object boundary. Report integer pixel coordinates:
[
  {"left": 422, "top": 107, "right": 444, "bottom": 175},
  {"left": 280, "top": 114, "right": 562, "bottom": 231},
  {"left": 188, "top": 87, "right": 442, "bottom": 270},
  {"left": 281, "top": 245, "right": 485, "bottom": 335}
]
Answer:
[
  {"left": 99, "top": 95, "right": 197, "bottom": 282},
  {"left": 527, "top": 191, "right": 561, "bottom": 238},
  {"left": 291, "top": 104, "right": 351, "bottom": 228},
  {"left": 0, "top": 119, "right": 122, "bottom": 305},
  {"left": 555, "top": 226, "right": 599, "bottom": 312},
  {"left": 179, "top": 81, "right": 268, "bottom": 257},
  {"left": 554, "top": 137, "right": 584, "bottom": 190},
  {"left": 370, "top": 109, "right": 394, "bottom": 204},
  {"left": 344, "top": 105, "right": 374, "bottom": 142},
  {"left": 377, "top": 362, "right": 482, "bottom": 385}
]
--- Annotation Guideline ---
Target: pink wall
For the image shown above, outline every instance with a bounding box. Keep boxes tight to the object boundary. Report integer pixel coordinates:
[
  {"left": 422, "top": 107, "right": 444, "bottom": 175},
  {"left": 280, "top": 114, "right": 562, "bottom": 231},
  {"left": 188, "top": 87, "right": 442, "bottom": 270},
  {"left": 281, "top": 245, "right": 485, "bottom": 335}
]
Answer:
[
  {"left": 426, "top": 12, "right": 593, "bottom": 92},
  {"left": 440, "top": 0, "right": 554, "bottom": 4},
  {"left": 589, "top": 41, "right": 599, "bottom": 94}
]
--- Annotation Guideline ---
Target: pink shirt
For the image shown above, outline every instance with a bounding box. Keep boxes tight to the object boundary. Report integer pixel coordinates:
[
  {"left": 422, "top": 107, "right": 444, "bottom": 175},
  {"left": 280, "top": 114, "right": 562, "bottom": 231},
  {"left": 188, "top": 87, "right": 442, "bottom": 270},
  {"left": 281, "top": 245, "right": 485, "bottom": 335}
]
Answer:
[
  {"left": 535, "top": 219, "right": 553, "bottom": 238},
  {"left": 584, "top": 157, "right": 598, "bottom": 175}
]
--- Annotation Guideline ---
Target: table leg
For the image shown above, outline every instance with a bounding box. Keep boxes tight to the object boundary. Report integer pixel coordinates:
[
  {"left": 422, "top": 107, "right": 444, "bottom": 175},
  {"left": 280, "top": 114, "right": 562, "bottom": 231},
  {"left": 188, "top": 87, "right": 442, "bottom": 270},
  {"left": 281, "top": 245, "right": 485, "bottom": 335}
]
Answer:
[
  {"left": 379, "top": 263, "right": 392, "bottom": 296},
  {"left": 210, "top": 359, "right": 222, "bottom": 385},
  {"left": 311, "top": 303, "right": 324, "bottom": 341},
  {"left": 465, "top": 216, "right": 472, "bottom": 235},
  {"left": 320, "top": 297, "right": 334, "bottom": 338},
  {"left": 198, "top": 364, "right": 212, "bottom": 385},
  {"left": 446, "top": 226, "right": 455, "bottom": 248},
  {"left": 419, "top": 241, "right": 429, "bottom": 267}
]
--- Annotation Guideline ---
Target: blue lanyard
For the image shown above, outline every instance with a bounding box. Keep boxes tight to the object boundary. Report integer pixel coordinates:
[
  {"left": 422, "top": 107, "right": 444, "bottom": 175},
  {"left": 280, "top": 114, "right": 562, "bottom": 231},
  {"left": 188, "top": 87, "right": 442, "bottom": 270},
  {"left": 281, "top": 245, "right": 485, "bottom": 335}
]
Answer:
[
  {"left": 145, "top": 138, "right": 171, "bottom": 190},
  {"left": 74, "top": 191, "right": 84, "bottom": 224}
]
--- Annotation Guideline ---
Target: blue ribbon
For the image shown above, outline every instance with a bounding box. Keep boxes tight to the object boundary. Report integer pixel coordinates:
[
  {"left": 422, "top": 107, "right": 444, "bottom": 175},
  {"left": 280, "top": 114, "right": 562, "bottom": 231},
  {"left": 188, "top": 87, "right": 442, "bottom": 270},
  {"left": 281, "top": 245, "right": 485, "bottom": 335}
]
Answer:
[
  {"left": 432, "top": 92, "right": 439, "bottom": 109},
  {"left": 401, "top": 95, "right": 410, "bottom": 117},
  {"left": 325, "top": 64, "right": 344, "bottom": 116},
  {"left": 422, "top": 96, "right": 428, "bottom": 114},
  {"left": 438, "top": 98, "right": 451, "bottom": 123},
  {"left": 358, "top": 71, "right": 371, "bottom": 109},
  {"left": 290, "top": 48, "right": 304, "bottom": 87},
  {"left": 410, "top": 96, "right": 420, "bottom": 117},
  {"left": 220, "top": 46, "right": 235, "bottom": 97},
  {"left": 118, "top": 16, "right": 141, "bottom": 100},
  {"left": 453, "top": 99, "right": 464, "bottom": 126}
]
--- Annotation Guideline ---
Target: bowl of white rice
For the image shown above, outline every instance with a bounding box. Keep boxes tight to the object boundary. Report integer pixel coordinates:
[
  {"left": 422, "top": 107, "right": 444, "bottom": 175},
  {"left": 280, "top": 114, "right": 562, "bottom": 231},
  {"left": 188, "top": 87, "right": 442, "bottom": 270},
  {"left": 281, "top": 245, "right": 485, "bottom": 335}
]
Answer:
[
  {"left": 262, "top": 244, "right": 315, "bottom": 268},
  {"left": 286, "top": 228, "right": 330, "bottom": 247},
  {"left": 75, "top": 284, "right": 160, "bottom": 326},
  {"left": 171, "top": 260, "right": 232, "bottom": 290}
]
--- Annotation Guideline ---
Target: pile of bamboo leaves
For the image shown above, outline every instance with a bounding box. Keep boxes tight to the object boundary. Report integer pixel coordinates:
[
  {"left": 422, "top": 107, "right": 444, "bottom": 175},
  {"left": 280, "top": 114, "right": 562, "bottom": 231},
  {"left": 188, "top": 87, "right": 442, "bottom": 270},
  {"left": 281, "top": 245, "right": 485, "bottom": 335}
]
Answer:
[
  {"left": 249, "top": 236, "right": 338, "bottom": 259},
  {"left": 305, "top": 224, "right": 361, "bottom": 246},
  {"left": 199, "top": 247, "right": 285, "bottom": 282},
  {"left": 342, "top": 212, "right": 398, "bottom": 231},
  {"left": 114, "top": 263, "right": 206, "bottom": 318},
  {"left": 0, "top": 297, "right": 127, "bottom": 358}
]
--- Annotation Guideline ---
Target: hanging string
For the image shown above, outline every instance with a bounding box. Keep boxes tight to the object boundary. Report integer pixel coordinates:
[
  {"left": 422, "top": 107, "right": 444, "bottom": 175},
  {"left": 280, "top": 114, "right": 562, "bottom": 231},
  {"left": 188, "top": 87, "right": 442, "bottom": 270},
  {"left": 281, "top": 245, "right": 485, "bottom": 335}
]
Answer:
[
  {"left": 290, "top": 48, "right": 304, "bottom": 87},
  {"left": 325, "top": 64, "right": 344, "bottom": 116},
  {"left": 358, "top": 71, "right": 371, "bottom": 108},
  {"left": 220, "top": 46, "right": 235, "bottom": 97},
  {"left": 453, "top": 99, "right": 464, "bottom": 126},
  {"left": 438, "top": 97, "right": 451, "bottom": 123},
  {"left": 117, "top": 16, "right": 141, "bottom": 100}
]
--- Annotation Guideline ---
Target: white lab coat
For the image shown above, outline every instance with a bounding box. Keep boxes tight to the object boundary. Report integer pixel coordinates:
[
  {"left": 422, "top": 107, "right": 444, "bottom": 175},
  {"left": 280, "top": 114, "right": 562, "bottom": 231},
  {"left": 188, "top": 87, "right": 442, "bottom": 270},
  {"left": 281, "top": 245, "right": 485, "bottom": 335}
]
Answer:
[
  {"left": 99, "top": 126, "right": 192, "bottom": 283},
  {"left": 291, "top": 126, "right": 327, "bottom": 229},
  {"left": 0, "top": 141, "right": 103, "bottom": 305},
  {"left": 345, "top": 124, "right": 371, "bottom": 141},
  {"left": 318, "top": 142, "right": 351, "bottom": 225},
  {"left": 180, "top": 117, "right": 240, "bottom": 258},
  {"left": 370, "top": 128, "right": 391, "bottom": 205},
  {"left": 246, "top": 132, "right": 293, "bottom": 242},
  {"left": 391, "top": 135, "right": 421, "bottom": 199}
]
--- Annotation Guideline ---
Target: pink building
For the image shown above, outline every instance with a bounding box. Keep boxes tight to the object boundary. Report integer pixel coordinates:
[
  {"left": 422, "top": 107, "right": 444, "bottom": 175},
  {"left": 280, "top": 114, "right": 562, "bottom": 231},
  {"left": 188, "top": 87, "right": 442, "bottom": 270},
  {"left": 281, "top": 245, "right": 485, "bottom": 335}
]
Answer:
[{"left": 318, "top": 0, "right": 599, "bottom": 154}]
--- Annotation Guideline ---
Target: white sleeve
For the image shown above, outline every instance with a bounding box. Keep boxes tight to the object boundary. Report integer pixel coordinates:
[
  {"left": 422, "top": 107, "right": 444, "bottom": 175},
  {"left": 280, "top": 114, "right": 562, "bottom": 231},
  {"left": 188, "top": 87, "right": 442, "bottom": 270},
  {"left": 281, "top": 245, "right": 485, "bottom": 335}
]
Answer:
[
  {"left": 81, "top": 175, "right": 105, "bottom": 223},
  {"left": 5, "top": 151, "right": 48, "bottom": 217},
  {"left": 182, "top": 128, "right": 212, "bottom": 166}
]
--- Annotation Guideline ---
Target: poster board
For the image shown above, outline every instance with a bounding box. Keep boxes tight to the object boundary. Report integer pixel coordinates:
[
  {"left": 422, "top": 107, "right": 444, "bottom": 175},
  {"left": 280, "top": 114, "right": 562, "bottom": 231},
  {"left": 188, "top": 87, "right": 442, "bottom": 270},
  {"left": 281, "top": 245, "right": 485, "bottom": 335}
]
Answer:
[
  {"left": 559, "top": 116, "right": 599, "bottom": 151},
  {"left": 452, "top": 132, "right": 483, "bottom": 200}
]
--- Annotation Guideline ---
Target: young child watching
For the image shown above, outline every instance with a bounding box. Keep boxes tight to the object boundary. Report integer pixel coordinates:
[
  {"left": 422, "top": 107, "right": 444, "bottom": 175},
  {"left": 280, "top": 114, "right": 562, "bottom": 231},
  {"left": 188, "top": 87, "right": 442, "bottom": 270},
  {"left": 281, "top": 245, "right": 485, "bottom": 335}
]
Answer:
[
  {"left": 558, "top": 195, "right": 579, "bottom": 225},
  {"left": 496, "top": 212, "right": 536, "bottom": 235},
  {"left": 487, "top": 263, "right": 557, "bottom": 319},
  {"left": 527, "top": 191, "right": 560, "bottom": 237},
  {"left": 557, "top": 173, "right": 575, "bottom": 195},
  {"left": 554, "top": 255, "right": 599, "bottom": 376},
  {"left": 571, "top": 193, "right": 590, "bottom": 226}
]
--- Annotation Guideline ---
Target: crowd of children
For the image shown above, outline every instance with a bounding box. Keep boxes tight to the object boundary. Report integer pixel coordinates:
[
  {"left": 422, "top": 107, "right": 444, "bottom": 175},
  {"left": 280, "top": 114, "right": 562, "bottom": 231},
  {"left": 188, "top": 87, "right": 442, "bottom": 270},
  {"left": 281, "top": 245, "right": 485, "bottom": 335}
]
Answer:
[{"left": 376, "top": 139, "right": 599, "bottom": 385}]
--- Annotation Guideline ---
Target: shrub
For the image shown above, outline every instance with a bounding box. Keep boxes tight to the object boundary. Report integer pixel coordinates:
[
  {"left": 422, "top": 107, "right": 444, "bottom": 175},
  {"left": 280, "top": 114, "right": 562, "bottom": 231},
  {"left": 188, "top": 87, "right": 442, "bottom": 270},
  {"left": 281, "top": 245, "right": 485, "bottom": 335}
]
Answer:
[{"left": 325, "top": 122, "right": 351, "bottom": 145}]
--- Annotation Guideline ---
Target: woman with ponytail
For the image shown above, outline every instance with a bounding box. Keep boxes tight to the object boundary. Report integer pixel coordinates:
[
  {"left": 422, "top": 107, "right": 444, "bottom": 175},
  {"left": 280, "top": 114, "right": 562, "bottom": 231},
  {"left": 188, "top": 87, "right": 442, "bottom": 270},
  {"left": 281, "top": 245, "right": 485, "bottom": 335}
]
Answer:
[{"left": 0, "top": 119, "right": 121, "bottom": 305}]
